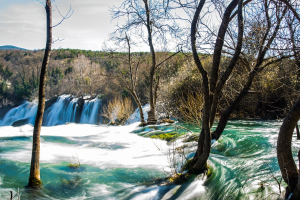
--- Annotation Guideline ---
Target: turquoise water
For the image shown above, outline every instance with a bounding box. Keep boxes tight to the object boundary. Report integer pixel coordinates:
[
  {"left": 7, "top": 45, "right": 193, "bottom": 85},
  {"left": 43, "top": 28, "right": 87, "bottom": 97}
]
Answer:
[{"left": 0, "top": 120, "right": 299, "bottom": 199}]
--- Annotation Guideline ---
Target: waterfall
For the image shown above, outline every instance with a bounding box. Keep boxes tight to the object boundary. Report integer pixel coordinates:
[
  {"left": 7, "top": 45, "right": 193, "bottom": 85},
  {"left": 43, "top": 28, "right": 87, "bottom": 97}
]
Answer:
[
  {"left": 126, "top": 104, "right": 150, "bottom": 124},
  {"left": 80, "top": 98, "right": 101, "bottom": 124},
  {"left": 0, "top": 95, "right": 102, "bottom": 126},
  {"left": 43, "top": 95, "right": 79, "bottom": 126},
  {"left": 0, "top": 102, "right": 37, "bottom": 126}
]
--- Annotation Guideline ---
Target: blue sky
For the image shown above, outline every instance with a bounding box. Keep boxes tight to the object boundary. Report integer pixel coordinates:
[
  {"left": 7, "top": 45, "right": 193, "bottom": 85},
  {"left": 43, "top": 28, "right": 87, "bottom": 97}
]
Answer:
[{"left": 0, "top": 0, "right": 126, "bottom": 50}]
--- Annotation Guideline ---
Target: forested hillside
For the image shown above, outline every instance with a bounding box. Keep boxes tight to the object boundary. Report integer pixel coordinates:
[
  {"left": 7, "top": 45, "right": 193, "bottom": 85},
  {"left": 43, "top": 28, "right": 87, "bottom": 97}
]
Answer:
[{"left": 0, "top": 48, "right": 298, "bottom": 120}]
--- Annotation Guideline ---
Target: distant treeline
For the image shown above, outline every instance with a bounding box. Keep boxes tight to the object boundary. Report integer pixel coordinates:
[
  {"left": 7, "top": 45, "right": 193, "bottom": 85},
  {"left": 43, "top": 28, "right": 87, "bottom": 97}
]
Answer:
[{"left": 0, "top": 48, "right": 298, "bottom": 119}]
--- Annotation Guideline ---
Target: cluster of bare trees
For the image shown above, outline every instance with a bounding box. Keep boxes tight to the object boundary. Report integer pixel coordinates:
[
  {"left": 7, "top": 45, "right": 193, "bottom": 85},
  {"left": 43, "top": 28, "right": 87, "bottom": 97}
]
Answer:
[
  {"left": 110, "top": 0, "right": 300, "bottom": 198},
  {"left": 102, "top": 97, "right": 134, "bottom": 124},
  {"left": 171, "top": 0, "right": 299, "bottom": 198},
  {"left": 25, "top": 0, "right": 300, "bottom": 198}
]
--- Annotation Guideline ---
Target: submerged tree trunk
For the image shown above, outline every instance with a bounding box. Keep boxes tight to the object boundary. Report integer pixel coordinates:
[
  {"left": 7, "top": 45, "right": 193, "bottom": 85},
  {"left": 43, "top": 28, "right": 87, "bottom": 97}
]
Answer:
[
  {"left": 277, "top": 99, "right": 300, "bottom": 199},
  {"left": 28, "top": 0, "right": 52, "bottom": 187}
]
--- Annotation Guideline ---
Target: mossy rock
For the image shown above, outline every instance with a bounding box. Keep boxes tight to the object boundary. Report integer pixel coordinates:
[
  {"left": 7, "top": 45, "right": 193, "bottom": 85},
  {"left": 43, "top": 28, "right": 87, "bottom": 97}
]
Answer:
[
  {"left": 138, "top": 122, "right": 147, "bottom": 127},
  {"left": 12, "top": 118, "right": 28, "bottom": 127},
  {"left": 168, "top": 173, "right": 193, "bottom": 184},
  {"left": 183, "top": 134, "right": 199, "bottom": 143}
]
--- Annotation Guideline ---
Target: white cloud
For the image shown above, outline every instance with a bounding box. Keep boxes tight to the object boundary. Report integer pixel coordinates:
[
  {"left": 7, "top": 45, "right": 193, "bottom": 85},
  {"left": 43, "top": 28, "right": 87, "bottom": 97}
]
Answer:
[{"left": 0, "top": 0, "right": 125, "bottom": 50}]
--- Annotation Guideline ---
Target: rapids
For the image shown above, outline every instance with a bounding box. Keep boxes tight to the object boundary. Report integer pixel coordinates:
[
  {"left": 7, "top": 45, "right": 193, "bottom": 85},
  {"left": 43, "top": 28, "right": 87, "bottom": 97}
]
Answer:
[
  {"left": 0, "top": 97, "right": 299, "bottom": 199},
  {"left": 0, "top": 120, "right": 299, "bottom": 199}
]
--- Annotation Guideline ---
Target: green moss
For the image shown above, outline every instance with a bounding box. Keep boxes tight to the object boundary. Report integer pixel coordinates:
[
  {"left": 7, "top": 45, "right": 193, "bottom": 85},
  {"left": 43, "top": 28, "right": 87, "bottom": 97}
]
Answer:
[
  {"left": 168, "top": 173, "right": 193, "bottom": 184},
  {"left": 183, "top": 159, "right": 211, "bottom": 175},
  {"left": 150, "top": 132, "right": 178, "bottom": 141},
  {"left": 67, "top": 163, "right": 80, "bottom": 168},
  {"left": 182, "top": 158, "right": 195, "bottom": 172},
  {"left": 206, "top": 164, "right": 212, "bottom": 178},
  {"left": 28, "top": 178, "right": 42, "bottom": 187}
]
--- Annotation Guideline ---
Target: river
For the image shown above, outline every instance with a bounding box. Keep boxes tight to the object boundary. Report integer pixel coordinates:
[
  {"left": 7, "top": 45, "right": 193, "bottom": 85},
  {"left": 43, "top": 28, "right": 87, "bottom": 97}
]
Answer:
[{"left": 0, "top": 97, "right": 299, "bottom": 199}]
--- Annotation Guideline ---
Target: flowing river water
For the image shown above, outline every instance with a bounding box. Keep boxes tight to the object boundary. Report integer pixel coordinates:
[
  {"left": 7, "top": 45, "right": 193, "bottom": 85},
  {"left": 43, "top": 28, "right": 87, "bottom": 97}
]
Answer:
[{"left": 0, "top": 98, "right": 299, "bottom": 199}]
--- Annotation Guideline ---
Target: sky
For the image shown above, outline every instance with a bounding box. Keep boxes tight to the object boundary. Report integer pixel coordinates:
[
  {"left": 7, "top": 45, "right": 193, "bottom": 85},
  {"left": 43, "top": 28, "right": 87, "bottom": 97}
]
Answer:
[{"left": 0, "top": 0, "right": 129, "bottom": 51}]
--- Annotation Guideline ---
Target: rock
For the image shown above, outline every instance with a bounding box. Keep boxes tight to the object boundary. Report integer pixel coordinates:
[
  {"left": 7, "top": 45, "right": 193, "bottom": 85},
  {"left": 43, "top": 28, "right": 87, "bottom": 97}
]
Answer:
[{"left": 12, "top": 119, "right": 28, "bottom": 127}]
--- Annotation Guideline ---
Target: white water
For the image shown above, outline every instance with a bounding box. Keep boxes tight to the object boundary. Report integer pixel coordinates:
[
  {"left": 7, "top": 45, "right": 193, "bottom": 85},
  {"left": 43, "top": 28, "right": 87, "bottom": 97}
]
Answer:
[
  {"left": 0, "top": 123, "right": 201, "bottom": 199},
  {"left": 0, "top": 123, "right": 170, "bottom": 169},
  {"left": 126, "top": 104, "right": 150, "bottom": 124}
]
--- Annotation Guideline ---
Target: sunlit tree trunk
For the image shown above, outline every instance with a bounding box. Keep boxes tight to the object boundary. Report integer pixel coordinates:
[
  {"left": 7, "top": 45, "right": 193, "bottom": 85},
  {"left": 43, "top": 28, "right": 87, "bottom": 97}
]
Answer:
[{"left": 28, "top": 0, "right": 52, "bottom": 187}]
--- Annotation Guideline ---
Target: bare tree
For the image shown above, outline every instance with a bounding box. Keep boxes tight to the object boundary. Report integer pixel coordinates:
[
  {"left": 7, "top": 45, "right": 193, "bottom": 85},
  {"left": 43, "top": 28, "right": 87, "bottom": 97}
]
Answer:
[
  {"left": 277, "top": 99, "right": 300, "bottom": 199},
  {"left": 28, "top": 0, "right": 52, "bottom": 187},
  {"left": 102, "top": 97, "right": 134, "bottom": 124},
  {"left": 276, "top": 1, "right": 300, "bottom": 198},
  {"left": 176, "top": 0, "right": 291, "bottom": 174},
  {"left": 28, "top": 0, "right": 72, "bottom": 187},
  {"left": 111, "top": 0, "right": 181, "bottom": 124}
]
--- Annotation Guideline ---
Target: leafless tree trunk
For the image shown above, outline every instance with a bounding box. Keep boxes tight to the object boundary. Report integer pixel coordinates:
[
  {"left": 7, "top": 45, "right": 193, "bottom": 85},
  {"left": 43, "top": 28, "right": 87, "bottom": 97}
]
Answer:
[
  {"left": 126, "top": 34, "right": 146, "bottom": 124},
  {"left": 277, "top": 99, "right": 300, "bottom": 199},
  {"left": 189, "top": 0, "right": 243, "bottom": 173},
  {"left": 212, "top": 0, "right": 288, "bottom": 140},
  {"left": 28, "top": 0, "right": 52, "bottom": 187},
  {"left": 143, "top": 0, "right": 158, "bottom": 124}
]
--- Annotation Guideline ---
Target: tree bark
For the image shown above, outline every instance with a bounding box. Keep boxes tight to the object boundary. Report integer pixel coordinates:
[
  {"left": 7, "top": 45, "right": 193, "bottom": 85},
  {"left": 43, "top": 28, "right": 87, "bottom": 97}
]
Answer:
[
  {"left": 143, "top": 0, "right": 157, "bottom": 124},
  {"left": 129, "top": 89, "right": 145, "bottom": 124},
  {"left": 125, "top": 34, "right": 145, "bottom": 124},
  {"left": 28, "top": 0, "right": 52, "bottom": 187},
  {"left": 277, "top": 99, "right": 300, "bottom": 199},
  {"left": 190, "top": 0, "right": 211, "bottom": 173},
  {"left": 296, "top": 123, "right": 300, "bottom": 140},
  {"left": 209, "top": 0, "right": 240, "bottom": 116},
  {"left": 209, "top": 0, "right": 243, "bottom": 126}
]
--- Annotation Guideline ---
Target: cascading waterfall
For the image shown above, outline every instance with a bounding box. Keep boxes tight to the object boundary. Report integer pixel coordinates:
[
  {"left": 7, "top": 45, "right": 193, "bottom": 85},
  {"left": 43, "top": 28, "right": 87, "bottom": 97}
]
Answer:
[
  {"left": 0, "top": 95, "right": 102, "bottom": 126},
  {"left": 80, "top": 98, "right": 101, "bottom": 124},
  {"left": 0, "top": 102, "right": 37, "bottom": 126},
  {"left": 43, "top": 95, "right": 79, "bottom": 126}
]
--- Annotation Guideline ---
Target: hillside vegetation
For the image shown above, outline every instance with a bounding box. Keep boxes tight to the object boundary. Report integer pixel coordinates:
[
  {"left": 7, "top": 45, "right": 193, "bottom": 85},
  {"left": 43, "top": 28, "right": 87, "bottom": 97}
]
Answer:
[{"left": 0, "top": 48, "right": 298, "bottom": 119}]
